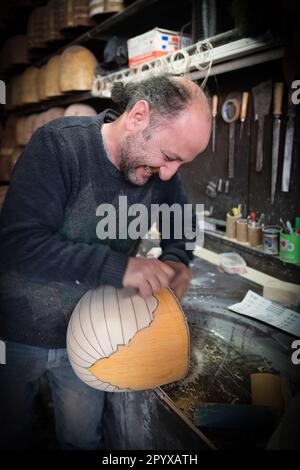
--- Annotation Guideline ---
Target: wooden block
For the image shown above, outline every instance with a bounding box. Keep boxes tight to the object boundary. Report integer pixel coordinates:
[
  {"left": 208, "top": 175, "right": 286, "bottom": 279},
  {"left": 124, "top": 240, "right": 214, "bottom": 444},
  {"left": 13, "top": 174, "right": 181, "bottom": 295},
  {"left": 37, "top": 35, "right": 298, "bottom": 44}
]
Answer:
[
  {"left": 263, "top": 282, "right": 300, "bottom": 307},
  {"left": 251, "top": 373, "right": 285, "bottom": 414}
]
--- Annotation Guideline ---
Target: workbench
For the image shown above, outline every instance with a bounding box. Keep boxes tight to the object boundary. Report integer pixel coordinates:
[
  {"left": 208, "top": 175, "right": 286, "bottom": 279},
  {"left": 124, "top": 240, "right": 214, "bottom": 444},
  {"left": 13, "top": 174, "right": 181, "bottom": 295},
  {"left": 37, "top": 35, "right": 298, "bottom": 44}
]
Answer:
[{"left": 103, "top": 250, "right": 300, "bottom": 450}]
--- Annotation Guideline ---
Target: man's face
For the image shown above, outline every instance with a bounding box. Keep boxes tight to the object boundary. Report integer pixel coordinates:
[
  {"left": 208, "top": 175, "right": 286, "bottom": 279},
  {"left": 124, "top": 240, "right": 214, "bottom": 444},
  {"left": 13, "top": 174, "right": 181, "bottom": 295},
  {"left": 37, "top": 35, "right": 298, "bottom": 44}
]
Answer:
[{"left": 120, "top": 102, "right": 211, "bottom": 186}]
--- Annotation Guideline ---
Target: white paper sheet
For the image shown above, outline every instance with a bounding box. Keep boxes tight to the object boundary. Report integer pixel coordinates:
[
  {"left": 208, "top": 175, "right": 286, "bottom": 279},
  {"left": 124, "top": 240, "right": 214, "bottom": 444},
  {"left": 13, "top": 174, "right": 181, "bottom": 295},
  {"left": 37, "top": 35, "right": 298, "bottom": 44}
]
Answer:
[{"left": 228, "top": 290, "right": 300, "bottom": 337}]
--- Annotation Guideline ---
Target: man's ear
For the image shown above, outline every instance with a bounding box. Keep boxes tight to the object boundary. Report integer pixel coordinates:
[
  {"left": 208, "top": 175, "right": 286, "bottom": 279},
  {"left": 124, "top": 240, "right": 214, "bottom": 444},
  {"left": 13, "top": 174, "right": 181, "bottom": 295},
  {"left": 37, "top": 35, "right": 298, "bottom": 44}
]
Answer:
[{"left": 124, "top": 100, "right": 150, "bottom": 132}]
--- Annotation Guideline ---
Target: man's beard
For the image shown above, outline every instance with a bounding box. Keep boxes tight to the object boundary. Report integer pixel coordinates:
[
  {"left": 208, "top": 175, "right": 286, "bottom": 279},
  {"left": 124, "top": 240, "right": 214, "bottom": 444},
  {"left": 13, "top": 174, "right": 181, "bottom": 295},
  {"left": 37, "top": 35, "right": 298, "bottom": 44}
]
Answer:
[{"left": 120, "top": 134, "right": 153, "bottom": 186}]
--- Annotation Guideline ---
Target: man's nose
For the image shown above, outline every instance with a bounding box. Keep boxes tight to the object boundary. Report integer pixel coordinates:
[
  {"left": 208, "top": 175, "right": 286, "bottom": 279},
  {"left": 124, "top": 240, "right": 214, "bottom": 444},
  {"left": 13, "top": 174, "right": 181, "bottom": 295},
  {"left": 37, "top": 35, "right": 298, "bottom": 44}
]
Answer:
[{"left": 159, "top": 162, "right": 181, "bottom": 181}]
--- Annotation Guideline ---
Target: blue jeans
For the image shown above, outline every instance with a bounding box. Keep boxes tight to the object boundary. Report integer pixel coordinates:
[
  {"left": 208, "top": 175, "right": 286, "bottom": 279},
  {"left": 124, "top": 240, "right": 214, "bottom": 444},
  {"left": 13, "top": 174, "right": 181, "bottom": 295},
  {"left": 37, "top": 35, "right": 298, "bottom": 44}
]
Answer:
[{"left": 0, "top": 341, "right": 105, "bottom": 450}]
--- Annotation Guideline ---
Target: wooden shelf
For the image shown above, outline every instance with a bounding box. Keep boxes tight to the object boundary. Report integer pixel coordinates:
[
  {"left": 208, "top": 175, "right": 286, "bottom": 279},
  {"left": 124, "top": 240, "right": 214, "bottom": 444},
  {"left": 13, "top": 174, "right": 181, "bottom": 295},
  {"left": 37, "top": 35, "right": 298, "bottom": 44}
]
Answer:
[
  {"left": 7, "top": 91, "right": 95, "bottom": 115},
  {"left": 203, "top": 231, "right": 300, "bottom": 285},
  {"left": 90, "top": 35, "right": 284, "bottom": 99},
  {"left": 24, "top": 0, "right": 161, "bottom": 68},
  {"left": 0, "top": 0, "right": 161, "bottom": 84},
  {"left": 4, "top": 0, "right": 191, "bottom": 115}
]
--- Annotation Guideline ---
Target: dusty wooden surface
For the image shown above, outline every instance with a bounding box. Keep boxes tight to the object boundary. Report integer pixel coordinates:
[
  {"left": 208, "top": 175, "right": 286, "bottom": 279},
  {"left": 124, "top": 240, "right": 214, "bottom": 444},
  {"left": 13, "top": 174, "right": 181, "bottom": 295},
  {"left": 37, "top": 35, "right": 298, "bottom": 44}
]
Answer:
[
  {"left": 105, "top": 248, "right": 300, "bottom": 449},
  {"left": 162, "top": 256, "right": 300, "bottom": 422}
]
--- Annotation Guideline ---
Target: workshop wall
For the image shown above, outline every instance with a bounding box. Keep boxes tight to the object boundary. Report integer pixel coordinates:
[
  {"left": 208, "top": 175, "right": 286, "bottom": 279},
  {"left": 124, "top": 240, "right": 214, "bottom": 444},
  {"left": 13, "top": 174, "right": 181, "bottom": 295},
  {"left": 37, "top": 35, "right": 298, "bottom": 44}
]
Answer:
[{"left": 180, "top": 60, "right": 300, "bottom": 226}]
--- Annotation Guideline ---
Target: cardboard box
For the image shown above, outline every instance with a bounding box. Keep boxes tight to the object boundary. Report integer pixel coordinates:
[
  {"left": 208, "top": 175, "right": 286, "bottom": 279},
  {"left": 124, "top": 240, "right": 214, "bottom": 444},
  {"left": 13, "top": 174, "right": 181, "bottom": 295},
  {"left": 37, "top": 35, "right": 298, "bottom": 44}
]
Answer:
[{"left": 127, "top": 27, "right": 192, "bottom": 68}]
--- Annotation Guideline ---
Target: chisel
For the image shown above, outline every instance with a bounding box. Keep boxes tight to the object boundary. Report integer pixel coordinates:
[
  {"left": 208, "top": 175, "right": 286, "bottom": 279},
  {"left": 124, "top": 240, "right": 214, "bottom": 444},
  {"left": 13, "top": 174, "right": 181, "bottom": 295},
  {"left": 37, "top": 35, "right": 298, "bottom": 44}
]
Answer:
[
  {"left": 252, "top": 81, "right": 272, "bottom": 172},
  {"left": 221, "top": 97, "right": 241, "bottom": 179},
  {"left": 271, "top": 82, "right": 284, "bottom": 205},
  {"left": 281, "top": 92, "right": 295, "bottom": 192}
]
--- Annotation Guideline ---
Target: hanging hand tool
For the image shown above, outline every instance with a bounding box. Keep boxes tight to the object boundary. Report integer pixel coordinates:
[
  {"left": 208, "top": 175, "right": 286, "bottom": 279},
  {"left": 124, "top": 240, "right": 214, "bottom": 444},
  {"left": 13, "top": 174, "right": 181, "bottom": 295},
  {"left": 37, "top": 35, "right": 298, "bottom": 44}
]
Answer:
[
  {"left": 239, "top": 92, "right": 249, "bottom": 140},
  {"left": 281, "top": 92, "right": 295, "bottom": 192},
  {"left": 225, "top": 179, "right": 229, "bottom": 194},
  {"left": 252, "top": 81, "right": 272, "bottom": 172},
  {"left": 211, "top": 95, "right": 218, "bottom": 152},
  {"left": 221, "top": 96, "right": 241, "bottom": 179},
  {"left": 271, "top": 82, "right": 284, "bottom": 205},
  {"left": 217, "top": 178, "right": 223, "bottom": 192},
  {"left": 206, "top": 179, "right": 218, "bottom": 198}
]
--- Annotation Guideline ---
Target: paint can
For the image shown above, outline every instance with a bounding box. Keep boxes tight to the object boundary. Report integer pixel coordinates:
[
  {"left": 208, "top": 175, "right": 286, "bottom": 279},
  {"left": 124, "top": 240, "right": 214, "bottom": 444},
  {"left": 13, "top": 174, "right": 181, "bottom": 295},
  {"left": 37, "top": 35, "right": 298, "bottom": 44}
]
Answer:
[
  {"left": 263, "top": 226, "right": 281, "bottom": 255},
  {"left": 280, "top": 231, "right": 300, "bottom": 264}
]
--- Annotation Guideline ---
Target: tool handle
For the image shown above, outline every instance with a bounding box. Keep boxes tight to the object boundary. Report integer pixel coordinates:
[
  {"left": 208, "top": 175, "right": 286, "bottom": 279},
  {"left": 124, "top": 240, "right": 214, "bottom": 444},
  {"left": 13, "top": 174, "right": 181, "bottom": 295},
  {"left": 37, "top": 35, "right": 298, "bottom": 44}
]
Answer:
[
  {"left": 212, "top": 95, "right": 218, "bottom": 117},
  {"left": 273, "top": 83, "right": 284, "bottom": 117},
  {"left": 240, "top": 92, "right": 249, "bottom": 122}
]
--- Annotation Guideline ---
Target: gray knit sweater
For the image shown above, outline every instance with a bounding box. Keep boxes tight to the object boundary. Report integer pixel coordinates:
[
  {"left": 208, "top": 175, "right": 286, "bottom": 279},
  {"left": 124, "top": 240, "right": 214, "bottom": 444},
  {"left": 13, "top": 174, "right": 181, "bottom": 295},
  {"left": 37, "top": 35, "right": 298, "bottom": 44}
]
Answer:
[{"left": 0, "top": 110, "right": 194, "bottom": 348}]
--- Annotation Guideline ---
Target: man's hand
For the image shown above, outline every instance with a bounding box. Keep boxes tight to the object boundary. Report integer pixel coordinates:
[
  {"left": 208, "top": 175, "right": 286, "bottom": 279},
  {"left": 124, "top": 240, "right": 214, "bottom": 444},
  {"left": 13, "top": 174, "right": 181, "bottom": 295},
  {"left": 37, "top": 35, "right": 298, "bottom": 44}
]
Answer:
[
  {"left": 162, "top": 260, "right": 191, "bottom": 301},
  {"left": 123, "top": 257, "right": 175, "bottom": 299}
]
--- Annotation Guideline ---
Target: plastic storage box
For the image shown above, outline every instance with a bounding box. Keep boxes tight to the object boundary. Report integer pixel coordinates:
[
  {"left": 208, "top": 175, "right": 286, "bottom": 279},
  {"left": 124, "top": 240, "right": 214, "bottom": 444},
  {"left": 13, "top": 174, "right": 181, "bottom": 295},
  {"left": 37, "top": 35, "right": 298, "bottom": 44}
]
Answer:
[
  {"left": 219, "top": 252, "right": 247, "bottom": 274},
  {"left": 127, "top": 28, "right": 191, "bottom": 68}
]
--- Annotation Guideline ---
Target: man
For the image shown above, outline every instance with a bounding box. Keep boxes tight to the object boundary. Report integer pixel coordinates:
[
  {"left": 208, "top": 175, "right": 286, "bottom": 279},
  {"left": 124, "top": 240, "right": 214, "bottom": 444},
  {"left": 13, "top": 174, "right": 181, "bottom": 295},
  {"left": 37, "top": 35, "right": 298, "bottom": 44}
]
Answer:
[{"left": 0, "top": 75, "right": 211, "bottom": 449}]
